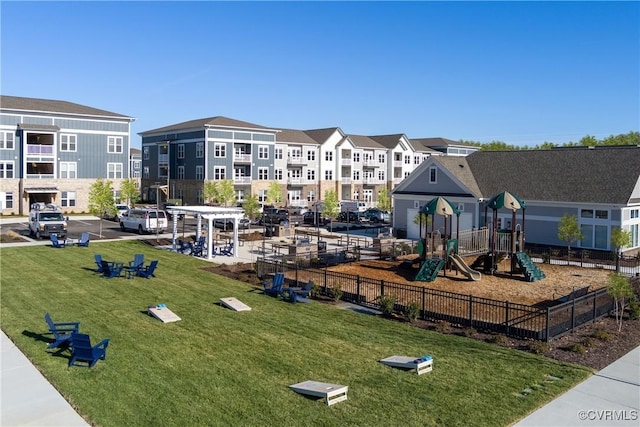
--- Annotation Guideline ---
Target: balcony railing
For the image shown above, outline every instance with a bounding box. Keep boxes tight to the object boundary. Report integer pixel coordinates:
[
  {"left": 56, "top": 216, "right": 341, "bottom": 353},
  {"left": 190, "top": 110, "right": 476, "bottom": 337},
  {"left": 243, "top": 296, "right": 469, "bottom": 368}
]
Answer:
[
  {"left": 287, "top": 177, "right": 302, "bottom": 185},
  {"left": 233, "top": 154, "right": 251, "bottom": 162},
  {"left": 341, "top": 178, "right": 352, "bottom": 184},
  {"left": 158, "top": 154, "right": 169, "bottom": 164},
  {"left": 393, "top": 160, "right": 402, "bottom": 167},
  {"left": 287, "top": 157, "right": 304, "bottom": 164},
  {"left": 341, "top": 158, "right": 351, "bottom": 165},
  {"left": 289, "top": 200, "right": 308, "bottom": 207},
  {"left": 26, "top": 144, "right": 54, "bottom": 155},
  {"left": 364, "top": 177, "right": 383, "bottom": 185},
  {"left": 363, "top": 159, "right": 378, "bottom": 167},
  {"left": 26, "top": 174, "right": 55, "bottom": 179},
  {"left": 233, "top": 176, "right": 251, "bottom": 185}
]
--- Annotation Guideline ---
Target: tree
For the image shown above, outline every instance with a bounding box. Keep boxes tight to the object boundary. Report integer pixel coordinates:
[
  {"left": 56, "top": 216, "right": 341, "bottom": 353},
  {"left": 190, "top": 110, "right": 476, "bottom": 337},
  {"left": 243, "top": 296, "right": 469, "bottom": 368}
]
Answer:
[
  {"left": 119, "top": 179, "right": 139, "bottom": 207},
  {"left": 611, "top": 227, "right": 631, "bottom": 273},
  {"left": 557, "top": 214, "right": 582, "bottom": 261},
  {"left": 323, "top": 190, "right": 339, "bottom": 231},
  {"left": 376, "top": 189, "right": 392, "bottom": 211},
  {"left": 203, "top": 181, "right": 219, "bottom": 205},
  {"left": 266, "top": 182, "right": 283, "bottom": 206},
  {"left": 243, "top": 193, "right": 261, "bottom": 223},
  {"left": 88, "top": 179, "right": 115, "bottom": 238},
  {"left": 217, "top": 179, "right": 236, "bottom": 207},
  {"left": 607, "top": 273, "right": 634, "bottom": 332}
]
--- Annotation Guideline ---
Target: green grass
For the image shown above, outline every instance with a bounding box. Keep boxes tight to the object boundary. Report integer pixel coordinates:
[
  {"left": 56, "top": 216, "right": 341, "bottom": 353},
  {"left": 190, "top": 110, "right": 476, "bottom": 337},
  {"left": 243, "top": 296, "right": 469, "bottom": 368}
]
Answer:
[{"left": 0, "top": 241, "right": 593, "bottom": 426}]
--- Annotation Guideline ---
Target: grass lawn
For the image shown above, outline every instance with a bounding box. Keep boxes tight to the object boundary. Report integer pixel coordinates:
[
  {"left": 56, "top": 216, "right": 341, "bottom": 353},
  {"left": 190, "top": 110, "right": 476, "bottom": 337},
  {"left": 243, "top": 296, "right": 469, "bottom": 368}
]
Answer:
[{"left": 0, "top": 241, "right": 593, "bottom": 426}]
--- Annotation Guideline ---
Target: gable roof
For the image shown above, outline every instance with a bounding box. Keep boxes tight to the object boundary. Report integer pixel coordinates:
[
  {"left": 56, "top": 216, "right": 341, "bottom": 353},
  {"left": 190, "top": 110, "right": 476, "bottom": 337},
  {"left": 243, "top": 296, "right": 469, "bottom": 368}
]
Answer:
[
  {"left": 411, "top": 137, "right": 475, "bottom": 149},
  {"left": 466, "top": 146, "right": 640, "bottom": 204},
  {"left": 0, "top": 95, "right": 134, "bottom": 120},
  {"left": 140, "top": 116, "right": 277, "bottom": 135},
  {"left": 346, "top": 134, "right": 386, "bottom": 149},
  {"left": 368, "top": 134, "right": 407, "bottom": 149},
  {"left": 303, "top": 127, "right": 343, "bottom": 144},
  {"left": 276, "top": 128, "right": 319, "bottom": 144}
]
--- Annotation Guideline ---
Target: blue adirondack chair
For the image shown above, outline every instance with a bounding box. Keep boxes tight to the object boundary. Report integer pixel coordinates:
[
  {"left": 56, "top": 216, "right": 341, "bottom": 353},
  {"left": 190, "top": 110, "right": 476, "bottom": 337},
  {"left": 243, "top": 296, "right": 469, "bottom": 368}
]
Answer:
[
  {"left": 50, "top": 234, "right": 66, "bottom": 248},
  {"left": 101, "top": 261, "right": 124, "bottom": 278},
  {"left": 137, "top": 260, "right": 158, "bottom": 278},
  {"left": 219, "top": 242, "right": 234, "bottom": 256},
  {"left": 94, "top": 254, "right": 105, "bottom": 272},
  {"left": 44, "top": 312, "right": 80, "bottom": 349},
  {"left": 129, "top": 253, "right": 145, "bottom": 272},
  {"left": 264, "top": 273, "right": 285, "bottom": 297},
  {"left": 77, "top": 232, "right": 90, "bottom": 247},
  {"left": 292, "top": 280, "right": 314, "bottom": 298},
  {"left": 68, "top": 333, "right": 110, "bottom": 368},
  {"left": 191, "top": 236, "right": 206, "bottom": 257}
]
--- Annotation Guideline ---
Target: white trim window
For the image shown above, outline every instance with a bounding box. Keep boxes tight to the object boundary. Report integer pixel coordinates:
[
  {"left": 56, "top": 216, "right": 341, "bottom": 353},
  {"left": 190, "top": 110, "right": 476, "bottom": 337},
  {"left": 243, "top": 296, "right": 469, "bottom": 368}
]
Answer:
[
  {"left": 177, "top": 165, "right": 185, "bottom": 179},
  {"left": 258, "top": 145, "right": 269, "bottom": 160},
  {"left": 3, "top": 192, "right": 14, "bottom": 209},
  {"left": 378, "top": 154, "right": 385, "bottom": 164},
  {"left": 275, "top": 169, "right": 283, "bottom": 180},
  {"left": 429, "top": 166, "right": 437, "bottom": 183},
  {"left": 143, "top": 166, "right": 149, "bottom": 178},
  {"left": 0, "top": 131, "right": 14, "bottom": 150},
  {"left": 177, "top": 144, "right": 185, "bottom": 159},
  {"left": 325, "top": 151, "right": 333, "bottom": 161},
  {"left": 195, "top": 165, "right": 204, "bottom": 180},
  {"left": 307, "top": 149, "right": 316, "bottom": 161},
  {"left": 61, "top": 191, "right": 76, "bottom": 208},
  {"left": 59, "top": 134, "right": 77, "bottom": 152},
  {"left": 214, "top": 143, "right": 226, "bottom": 158},
  {"left": 107, "top": 162, "right": 123, "bottom": 178},
  {"left": 108, "top": 136, "right": 123, "bottom": 154},
  {"left": 275, "top": 148, "right": 283, "bottom": 160},
  {"left": 258, "top": 189, "right": 267, "bottom": 203},
  {"left": 0, "top": 161, "right": 14, "bottom": 178},
  {"left": 307, "top": 169, "right": 315, "bottom": 181},
  {"left": 143, "top": 147, "right": 150, "bottom": 160},
  {"left": 353, "top": 152, "right": 360, "bottom": 163},
  {"left": 325, "top": 170, "right": 333, "bottom": 180},
  {"left": 213, "top": 166, "right": 226, "bottom": 180},
  {"left": 60, "top": 162, "right": 77, "bottom": 179},
  {"left": 307, "top": 190, "right": 316, "bottom": 202},
  {"left": 258, "top": 167, "right": 268, "bottom": 180},
  {"left": 196, "top": 189, "right": 204, "bottom": 204},
  {"left": 196, "top": 142, "right": 204, "bottom": 158},
  {"left": 353, "top": 170, "right": 360, "bottom": 181},
  {"left": 377, "top": 170, "right": 385, "bottom": 181}
]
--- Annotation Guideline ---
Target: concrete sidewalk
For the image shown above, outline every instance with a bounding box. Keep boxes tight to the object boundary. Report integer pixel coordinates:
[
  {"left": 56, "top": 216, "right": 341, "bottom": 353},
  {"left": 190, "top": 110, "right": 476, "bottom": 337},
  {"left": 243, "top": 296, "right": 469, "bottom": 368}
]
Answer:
[{"left": 515, "top": 346, "right": 640, "bottom": 426}]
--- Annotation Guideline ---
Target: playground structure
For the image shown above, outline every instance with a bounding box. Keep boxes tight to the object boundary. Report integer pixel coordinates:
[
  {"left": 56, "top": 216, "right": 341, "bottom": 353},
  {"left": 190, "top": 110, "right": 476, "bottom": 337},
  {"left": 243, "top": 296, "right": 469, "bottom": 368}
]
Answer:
[{"left": 413, "top": 192, "right": 545, "bottom": 282}]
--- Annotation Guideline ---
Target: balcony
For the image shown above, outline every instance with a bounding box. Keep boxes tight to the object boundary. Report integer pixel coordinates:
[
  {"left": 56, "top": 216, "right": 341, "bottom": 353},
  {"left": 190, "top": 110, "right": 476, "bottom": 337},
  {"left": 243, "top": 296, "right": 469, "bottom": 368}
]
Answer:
[
  {"left": 233, "top": 154, "right": 251, "bottom": 163},
  {"left": 364, "top": 177, "right": 383, "bottom": 185},
  {"left": 26, "top": 144, "right": 54, "bottom": 155},
  {"left": 233, "top": 176, "right": 251, "bottom": 185},
  {"left": 158, "top": 154, "right": 169, "bottom": 164},
  {"left": 363, "top": 159, "right": 378, "bottom": 167},
  {"left": 287, "top": 156, "right": 304, "bottom": 165},
  {"left": 287, "top": 177, "right": 302, "bottom": 185},
  {"left": 341, "top": 158, "right": 351, "bottom": 165},
  {"left": 341, "top": 178, "right": 352, "bottom": 184},
  {"left": 289, "top": 200, "right": 308, "bottom": 208}
]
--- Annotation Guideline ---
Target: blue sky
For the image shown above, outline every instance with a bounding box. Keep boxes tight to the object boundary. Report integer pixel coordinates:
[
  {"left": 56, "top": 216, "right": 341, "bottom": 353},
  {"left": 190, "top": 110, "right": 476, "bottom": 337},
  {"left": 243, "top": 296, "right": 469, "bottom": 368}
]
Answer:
[{"left": 1, "top": 1, "right": 638, "bottom": 148}]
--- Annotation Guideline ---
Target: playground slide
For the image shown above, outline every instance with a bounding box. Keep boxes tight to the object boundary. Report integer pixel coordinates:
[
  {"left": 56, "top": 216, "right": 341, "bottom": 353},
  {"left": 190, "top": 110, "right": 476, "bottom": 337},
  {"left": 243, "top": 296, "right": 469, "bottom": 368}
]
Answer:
[{"left": 450, "top": 254, "right": 482, "bottom": 281}]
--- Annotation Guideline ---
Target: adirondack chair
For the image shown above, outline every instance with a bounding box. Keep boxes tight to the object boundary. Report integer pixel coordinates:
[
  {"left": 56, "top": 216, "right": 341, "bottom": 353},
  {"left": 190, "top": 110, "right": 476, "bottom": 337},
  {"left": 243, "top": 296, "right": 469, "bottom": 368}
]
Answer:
[
  {"left": 77, "top": 232, "right": 90, "bottom": 247},
  {"left": 44, "top": 312, "right": 80, "bottom": 349},
  {"left": 263, "top": 273, "right": 285, "bottom": 297},
  {"left": 177, "top": 239, "right": 192, "bottom": 254},
  {"left": 137, "top": 260, "right": 158, "bottom": 278},
  {"left": 291, "top": 280, "right": 314, "bottom": 298},
  {"left": 68, "top": 333, "right": 110, "bottom": 368},
  {"left": 50, "top": 234, "right": 66, "bottom": 248},
  {"left": 101, "top": 261, "right": 124, "bottom": 278},
  {"left": 128, "top": 253, "right": 145, "bottom": 272},
  {"left": 219, "top": 242, "right": 234, "bottom": 256},
  {"left": 94, "top": 254, "right": 105, "bottom": 273},
  {"left": 191, "top": 236, "right": 206, "bottom": 257}
]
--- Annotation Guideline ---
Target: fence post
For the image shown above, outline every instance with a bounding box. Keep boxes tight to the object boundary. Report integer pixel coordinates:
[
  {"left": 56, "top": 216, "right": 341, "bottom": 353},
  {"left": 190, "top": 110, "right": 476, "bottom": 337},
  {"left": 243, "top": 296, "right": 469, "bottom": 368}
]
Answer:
[
  {"left": 380, "top": 280, "right": 385, "bottom": 297},
  {"left": 468, "top": 295, "right": 473, "bottom": 327},
  {"left": 571, "top": 298, "right": 576, "bottom": 331},
  {"left": 545, "top": 307, "right": 551, "bottom": 342},
  {"left": 505, "top": 301, "right": 510, "bottom": 336},
  {"left": 295, "top": 261, "right": 299, "bottom": 286},
  {"left": 421, "top": 287, "right": 426, "bottom": 320},
  {"left": 592, "top": 291, "right": 597, "bottom": 322},
  {"left": 323, "top": 269, "right": 328, "bottom": 295},
  {"left": 357, "top": 276, "right": 361, "bottom": 304}
]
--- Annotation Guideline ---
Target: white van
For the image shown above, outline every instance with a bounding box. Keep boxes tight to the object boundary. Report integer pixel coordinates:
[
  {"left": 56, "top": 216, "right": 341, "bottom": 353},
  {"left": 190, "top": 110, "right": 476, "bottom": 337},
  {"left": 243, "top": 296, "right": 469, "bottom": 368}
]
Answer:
[
  {"left": 119, "top": 208, "right": 168, "bottom": 234},
  {"left": 340, "top": 200, "right": 367, "bottom": 213}
]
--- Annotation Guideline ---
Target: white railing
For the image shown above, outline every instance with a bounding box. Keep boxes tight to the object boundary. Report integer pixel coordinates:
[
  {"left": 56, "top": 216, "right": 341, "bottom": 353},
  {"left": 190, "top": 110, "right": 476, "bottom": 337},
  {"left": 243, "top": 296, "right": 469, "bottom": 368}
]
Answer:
[
  {"left": 233, "top": 176, "right": 251, "bottom": 184},
  {"left": 457, "top": 228, "right": 490, "bottom": 256},
  {"left": 288, "top": 178, "right": 302, "bottom": 185},
  {"left": 341, "top": 158, "right": 351, "bottom": 165},
  {"left": 287, "top": 157, "right": 303, "bottom": 164},
  {"left": 342, "top": 178, "right": 352, "bottom": 184},
  {"left": 26, "top": 145, "right": 54, "bottom": 155},
  {"left": 393, "top": 160, "right": 403, "bottom": 167},
  {"left": 158, "top": 154, "right": 168, "bottom": 163},
  {"left": 233, "top": 154, "right": 251, "bottom": 162},
  {"left": 363, "top": 159, "right": 378, "bottom": 167}
]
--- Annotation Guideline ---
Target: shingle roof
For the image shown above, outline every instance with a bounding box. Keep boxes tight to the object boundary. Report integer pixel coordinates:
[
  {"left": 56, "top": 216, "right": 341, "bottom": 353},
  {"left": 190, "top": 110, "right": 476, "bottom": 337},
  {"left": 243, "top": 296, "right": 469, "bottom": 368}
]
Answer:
[
  {"left": 433, "top": 156, "right": 482, "bottom": 197},
  {"left": 276, "top": 128, "right": 319, "bottom": 144},
  {"left": 465, "top": 146, "right": 640, "bottom": 204},
  {"left": 0, "top": 95, "right": 133, "bottom": 120},
  {"left": 140, "top": 116, "right": 276, "bottom": 135},
  {"left": 368, "top": 134, "right": 406, "bottom": 149},
  {"left": 411, "top": 137, "right": 474, "bottom": 148},
  {"left": 346, "top": 134, "right": 386, "bottom": 149},
  {"left": 303, "top": 127, "right": 342, "bottom": 144}
]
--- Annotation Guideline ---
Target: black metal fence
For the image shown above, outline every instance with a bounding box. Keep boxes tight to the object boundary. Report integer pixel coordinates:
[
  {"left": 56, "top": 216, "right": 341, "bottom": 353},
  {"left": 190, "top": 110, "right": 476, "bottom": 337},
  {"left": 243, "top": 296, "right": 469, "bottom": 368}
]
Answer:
[{"left": 256, "top": 258, "right": 616, "bottom": 341}]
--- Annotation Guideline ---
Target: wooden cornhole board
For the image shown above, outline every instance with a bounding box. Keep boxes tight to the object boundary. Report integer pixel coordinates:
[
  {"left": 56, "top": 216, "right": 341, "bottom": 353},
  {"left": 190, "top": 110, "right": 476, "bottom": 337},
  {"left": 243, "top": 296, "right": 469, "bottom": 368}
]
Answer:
[
  {"left": 379, "top": 355, "right": 433, "bottom": 375},
  {"left": 289, "top": 380, "right": 348, "bottom": 406},
  {"left": 220, "top": 297, "right": 252, "bottom": 312},
  {"left": 147, "top": 305, "right": 181, "bottom": 323}
]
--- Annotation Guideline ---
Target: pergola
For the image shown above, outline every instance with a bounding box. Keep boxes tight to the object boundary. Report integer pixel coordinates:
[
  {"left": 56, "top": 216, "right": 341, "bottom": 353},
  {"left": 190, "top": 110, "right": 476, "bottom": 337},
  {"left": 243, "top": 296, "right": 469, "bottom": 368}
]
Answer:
[{"left": 164, "top": 206, "right": 245, "bottom": 260}]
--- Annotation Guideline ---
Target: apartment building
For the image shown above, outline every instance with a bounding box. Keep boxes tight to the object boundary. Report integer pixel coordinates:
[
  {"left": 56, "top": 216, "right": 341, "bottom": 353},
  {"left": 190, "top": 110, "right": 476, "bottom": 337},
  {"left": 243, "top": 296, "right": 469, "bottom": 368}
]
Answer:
[
  {"left": 0, "top": 95, "right": 135, "bottom": 215},
  {"left": 139, "top": 115, "right": 477, "bottom": 209}
]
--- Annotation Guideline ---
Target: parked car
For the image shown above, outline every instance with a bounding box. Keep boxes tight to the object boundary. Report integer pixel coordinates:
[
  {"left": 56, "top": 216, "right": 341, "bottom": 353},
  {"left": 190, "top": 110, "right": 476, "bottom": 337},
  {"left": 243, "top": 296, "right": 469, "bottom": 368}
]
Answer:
[
  {"left": 120, "top": 208, "right": 168, "bottom": 234},
  {"left": 163, "top": 202, "right": 185, "bottom": 221},
  {"left": 364, "top": 209, "right": 391, "bottom": 223},
  {"left": 214, "top": 217, "right": 251, "bottom": 230},
  {"left": 303, "top": 211, "right": 329, "bottom": 225},
  {"left": 337, "top": 211, "right": 361, "bottom": 223}
]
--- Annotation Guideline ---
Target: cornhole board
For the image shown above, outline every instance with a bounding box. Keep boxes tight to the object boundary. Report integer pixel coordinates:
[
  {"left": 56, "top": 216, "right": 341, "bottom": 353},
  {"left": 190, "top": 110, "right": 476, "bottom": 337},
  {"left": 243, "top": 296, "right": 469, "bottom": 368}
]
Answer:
[
  {"left": 147, "top": 305, "right": 181, "bottom": 323},
  {"left": 379, "top": 355, "right": 433, "bottom": 375},
  {"left": 289, "top": 380, "right": 348, "bottom": 406},
  {"left": 220, "top": 297, "right": 252, "bottom": 312}
]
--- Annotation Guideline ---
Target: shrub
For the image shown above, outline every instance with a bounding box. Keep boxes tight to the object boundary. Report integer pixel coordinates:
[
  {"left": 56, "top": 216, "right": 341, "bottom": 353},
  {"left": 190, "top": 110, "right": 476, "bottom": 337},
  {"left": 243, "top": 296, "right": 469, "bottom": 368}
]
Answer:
[
  {"left": 459, "top": 327, "right": 476, "bottom": 338},
  {"left": 434, "top": 321, "right": 451, "bottom": 334},
  {"left": 591, "top": 329, "right": 612, "bottom": 341},
  {"left": 628, "top": 297, "right": 640, "bottom": 320},
  {"left": 581, "top": 337, "right": 594, "bottom": 348},
  {"left": 488, "top": 334, "right": 510, "bottom": 345},
  {"left": 403, "top": 301, "right": 420, "bottom": 323},
  {"left": 528, "top": 341, "right": 549, "bottom": 355},
  {"left": 310, "top": 282, "right": 322, "bottom": 298},
  {"left": 330, "top": 282, "right": 343, "bottom": 302},
  {"left": 378, "top": 295, "right": 396, "bottom": 317},
  {"left": 566, "top": 343, "right": 586, "bottom": 354}
]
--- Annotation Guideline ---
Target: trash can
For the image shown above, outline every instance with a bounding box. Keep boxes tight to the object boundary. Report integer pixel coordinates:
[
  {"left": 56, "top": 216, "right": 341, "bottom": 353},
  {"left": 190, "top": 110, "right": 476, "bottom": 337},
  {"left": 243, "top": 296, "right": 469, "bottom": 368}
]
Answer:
[{"left": 318, "top": 241, "right": 327, "bottom": 254}]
